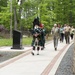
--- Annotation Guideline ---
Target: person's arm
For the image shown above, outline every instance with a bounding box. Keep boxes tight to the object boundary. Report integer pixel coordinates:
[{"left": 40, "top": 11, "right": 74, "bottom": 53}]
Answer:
[{"left": 51, "top": 27, "right": 54, "bottom": 34}]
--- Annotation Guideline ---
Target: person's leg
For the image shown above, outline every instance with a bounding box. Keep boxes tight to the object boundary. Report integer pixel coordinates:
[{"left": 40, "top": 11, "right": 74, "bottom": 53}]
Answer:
[
  {"left": 54, "top": 37, "right": 57, "bottom": 50},
  {"left": 53, "top": 37, "right": 55, "bottom": 48},
  {"left": 65, "top": 32, "right": 68, "bottom": 44},
  {"left": 31, "top": 46, "right": 35, "bottom": 55},
  {"left": 62, "top": 33, "right": 64, "bottom": 42},
  {"left": 68, "top": 32, "right": 70, "bottom": 44},
  {"left": 31, "top": 38, "right": 36, "bottom": 55},
  {"left": 41, "top": 39, "right": 45, "bottom": 50},
  {"left": 55, "top": 37, "right": 58, "bottom": 50},
  {"left": 40, "top": 39, "right": 44, "bottom": 50},
  {"left": 37, "top": 46, "right": 40, "bottom": 55},
  {"left": 61, "top": 33, "right": 63, "bottom": 42},
  {"left": 60, "top": 33, "right": 62, "bottom": 42},
  {"left": 71, "top": 34, "right": 73, "bottom": 39},
  {"left": 72, "top": 34, "right": 74, "bottom": 39},
  {"left": 43, "top": 39, "right": 45, "bottom": 48},
  {"left": 67, "top": 36, "right": 69, "bottom": 44}
]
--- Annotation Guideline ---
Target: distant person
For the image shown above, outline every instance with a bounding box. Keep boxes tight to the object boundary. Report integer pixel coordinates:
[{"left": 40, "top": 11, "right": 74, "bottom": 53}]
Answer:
[
  {"left": 59, "top": 25, "right": 65, "bottom": 42},
  {"left": 51, "top": 24, "right": 60, "bottom": 51},
  {"left": 64, "top": 24, "right": 71, "bottom": 44},
  {"left": 40, "top": 23, "right": 46, "bottom": 50},
  {"left": 70, "top": 26, "right": 75, "bottom": 40}
]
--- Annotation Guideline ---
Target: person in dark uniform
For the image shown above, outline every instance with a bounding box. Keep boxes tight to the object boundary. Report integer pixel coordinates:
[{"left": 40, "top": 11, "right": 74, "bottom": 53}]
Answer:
[
  {"left": 40, "top": 23, "right": 46, "bottom": 50},
  {"left": 31, "top": 17, "right": 41, "bottom": 55},
  {"left": 31, "top": 24, "right": 42, "bottom": 55},
  {"left": 31, "top": 17, "right": 40, "bottom": 46}
]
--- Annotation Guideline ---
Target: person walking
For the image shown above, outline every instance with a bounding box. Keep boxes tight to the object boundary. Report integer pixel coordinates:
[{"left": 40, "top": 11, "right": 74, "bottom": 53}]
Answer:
[
  {"left": 64, "top": 24, "right": 71, "bottom": 44},
  {"left": 31, "top": 17, "right": 41, "bottom": 55},
  {"left": 59, "top": 25, "right": 65, "bottom": 42},
  {"left": 51, "top": 24, "right": 60, "bottom": 51},
  {"left": 31, "top": 24, "right": 41, "bottom": 55},
  {"left": 70, "top": 26, "right": 75, "bottom": 40},
  {"left": 40, "top": 23, "right": 46, "bottom": 50}
]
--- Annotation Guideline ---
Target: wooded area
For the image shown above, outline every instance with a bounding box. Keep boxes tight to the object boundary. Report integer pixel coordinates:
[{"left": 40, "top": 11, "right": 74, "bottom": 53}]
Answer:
[{"left": 0, "top": 0, "right": 75, "bottom": 38}]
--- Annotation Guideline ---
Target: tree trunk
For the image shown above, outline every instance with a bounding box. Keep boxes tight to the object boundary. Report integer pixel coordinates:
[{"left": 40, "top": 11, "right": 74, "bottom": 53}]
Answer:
[
  {"left": 14, "top": 7, "right": 17, "bottom": 30},
  {"left": 18, "top": 0, "right": 24, "bottom": 31}
]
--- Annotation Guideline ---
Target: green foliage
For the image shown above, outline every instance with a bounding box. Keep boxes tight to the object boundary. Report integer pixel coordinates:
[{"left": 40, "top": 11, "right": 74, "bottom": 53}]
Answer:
[
  {"left": 0, "top": 39, "right": 12, "bottom": 46},
  {"left": 53, "top": 0, "right": 75, "bottom": 26},
  {"left": 0, "top": 0, "right": 75, "bottom": 32},
  {"left": 0, "top": 0, "right": 8, "bottom": 11},
  {"left": 0, "top": 7, "right": 11, "bottom": 29}
]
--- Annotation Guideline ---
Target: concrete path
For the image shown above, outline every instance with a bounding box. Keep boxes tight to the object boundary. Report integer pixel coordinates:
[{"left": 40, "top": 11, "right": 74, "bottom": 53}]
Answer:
[{"left": 0, "top": 40, "right": 73, "bottom": 75}]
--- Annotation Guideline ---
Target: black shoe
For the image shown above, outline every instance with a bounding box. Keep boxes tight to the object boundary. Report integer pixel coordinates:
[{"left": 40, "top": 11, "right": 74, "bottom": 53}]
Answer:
[
  {"left": 41, "top": 47, "right": 44, "bottom": 50},
  {"left": 31, "top": 52, "right": 34, "bottom": 55},
  {"left": 37, "top": 53, "right": 39, "bottom": 55},
  {"left": 55, "top": 48, "right": 57, "bottom": 51}
]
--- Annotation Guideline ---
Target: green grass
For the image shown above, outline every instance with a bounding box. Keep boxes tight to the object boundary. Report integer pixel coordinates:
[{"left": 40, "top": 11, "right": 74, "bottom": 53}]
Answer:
[
  {"left": 0, "top": 35, "right": 52, "bottom": 46},
  {"left": 0, "top": 37, "right": 33, "bottom": 46},
  {"left": 22, "top": 37, "right": 32, "bottom": 45},
  {"left": 0, "top": 39, "right": 12, "bottom": 46}
]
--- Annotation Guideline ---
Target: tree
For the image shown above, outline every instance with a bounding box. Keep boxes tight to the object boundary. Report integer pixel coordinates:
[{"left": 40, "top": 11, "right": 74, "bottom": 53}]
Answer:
[
  {"left": 0, "top": 0, "right": 8, "bottom": 11},
  {"left": 0, "top": 3, "right": 11, "bottom": 30}
]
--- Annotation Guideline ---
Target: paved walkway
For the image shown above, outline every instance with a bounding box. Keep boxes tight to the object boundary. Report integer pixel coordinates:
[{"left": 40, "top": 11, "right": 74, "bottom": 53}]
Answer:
[{"left": 0, "top": 40, "right": 74, "bottom": 75}]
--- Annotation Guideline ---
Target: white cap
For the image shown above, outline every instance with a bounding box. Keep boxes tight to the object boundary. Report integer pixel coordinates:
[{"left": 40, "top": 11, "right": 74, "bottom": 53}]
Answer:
[{"left": 54, "top": 24, "right": 57, "bottom": 26}]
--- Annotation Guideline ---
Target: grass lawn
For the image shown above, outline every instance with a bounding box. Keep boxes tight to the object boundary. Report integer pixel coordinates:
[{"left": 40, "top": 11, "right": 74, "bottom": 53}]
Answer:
[
  {"left": 0, "top": 37, "right": 33, "bottom": 46},
  {"left": 0, "top": 35, "right": 52, "bottom": 46}
]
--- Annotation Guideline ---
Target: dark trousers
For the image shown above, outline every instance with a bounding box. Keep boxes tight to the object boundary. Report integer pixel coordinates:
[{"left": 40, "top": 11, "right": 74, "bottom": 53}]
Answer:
[
  {"left": 60, "top": 33, "right": 64, "bottom": 42},
  {"left": 65, "top": 32, "right": 70, "bottom": 44},
  {"left": 70, "top": 34, "right": 74, "bottom": 40},
  {"left": 41, "top": 38, "right": 45, "bottom": 47}
]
